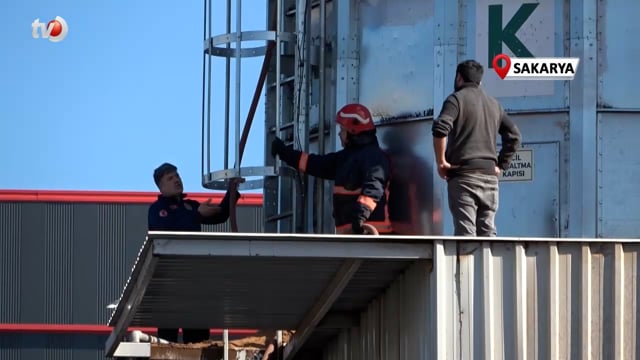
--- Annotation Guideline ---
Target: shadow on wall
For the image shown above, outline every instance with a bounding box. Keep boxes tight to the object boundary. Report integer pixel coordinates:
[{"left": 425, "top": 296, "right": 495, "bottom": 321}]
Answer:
[{"left": 379, "top": 122, "right": 443, "bottom": 236}]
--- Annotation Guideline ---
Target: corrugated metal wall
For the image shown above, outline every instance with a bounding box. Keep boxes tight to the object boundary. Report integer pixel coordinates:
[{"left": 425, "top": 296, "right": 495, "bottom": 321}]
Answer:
[
  {"left": 0, "top": 200, "right": 263, "bottom": 359},
  {"left": 323, "top": 241, "right": 640, "bottom": 360}
]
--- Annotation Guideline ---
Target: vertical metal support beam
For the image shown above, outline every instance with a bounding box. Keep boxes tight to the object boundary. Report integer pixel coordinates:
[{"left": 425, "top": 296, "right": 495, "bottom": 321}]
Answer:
[
  {"left": 568, "top": 0, "right": 597, "bottom": 237},
  {"left": 205, "top": 0, "right": 214, "bottom": 178},
  {"left": 224, "top": 0, "right": 231, "bottom": 170},
  {"left": 514, "top": 243, "right": 528, "bottom": 360},
  {"left": 334, "top": 0, "right": 359, "bottom": 153},
  {"left": 277, "top": 330, "right": 283, "bottom": 360},
  {"left": 304, "top": 0, "right": 312, "bottom": 235},
  {"left": 316, "top": 0, "right": 327, "bottom": 234},
  {"left": 330, "top": 0, "right": 359, "bottom": 233},
  {"left": 275, "top": 0, "right": 282, "bottom": 171},
  {"left": 579, "top": 244, "right": 592, "bottom": 360},
  {"left": 235, "top": 0, "right": 242, "bottom": 176},
  {"left": 201, "top": 0, "right": 207, "bottom": 181},
  {"left": 275, "top": 0, "right": 283, "bottom": 233},
  {"left": 223, "top": 329, "right": 229, "bottom": 360},
  {"left": 296, "top": 0, "right": 310, "bottom": 234},
  {"left": 482, "top": 243, "right": 495, "bottom": 359},
  {"left": 547, "top": 243, "right": 560, "bottom": 359},
  {"left": 433, "top": 0, "right": 459, "bottom": 236},
  {"left": 612, "top": 243, "right": 625, "bottom": 360},
  {"left": 431, "top": 240, "right": 459, "bottom": 359}
]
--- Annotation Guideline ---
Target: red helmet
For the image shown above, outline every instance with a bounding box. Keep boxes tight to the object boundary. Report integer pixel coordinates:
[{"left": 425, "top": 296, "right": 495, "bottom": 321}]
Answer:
[{"left": 336, "top": 103, "right": 375, "bottom": 134}]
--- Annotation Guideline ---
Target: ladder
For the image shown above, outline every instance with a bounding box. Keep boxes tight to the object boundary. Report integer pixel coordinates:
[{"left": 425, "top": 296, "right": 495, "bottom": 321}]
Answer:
[{"left": 264, "top": 0, "right": 312, "bottom": 234}]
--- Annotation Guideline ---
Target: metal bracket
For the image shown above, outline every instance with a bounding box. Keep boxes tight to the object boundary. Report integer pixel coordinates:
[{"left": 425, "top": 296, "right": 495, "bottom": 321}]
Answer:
[
  {"left": 204, "top": 30, "right": 296, "bottom": 59},
  {"left": 202, "top": 165, "right": 297, "bottom": 190}
]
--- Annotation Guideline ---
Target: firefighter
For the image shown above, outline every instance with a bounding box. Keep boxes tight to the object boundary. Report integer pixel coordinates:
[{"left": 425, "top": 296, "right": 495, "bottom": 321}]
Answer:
[
  {"left": 148, "top": 162, "right": 242, "bottom": 343},
  {"left": 270, "top": 103, "right": 393, "bottom": 235}
]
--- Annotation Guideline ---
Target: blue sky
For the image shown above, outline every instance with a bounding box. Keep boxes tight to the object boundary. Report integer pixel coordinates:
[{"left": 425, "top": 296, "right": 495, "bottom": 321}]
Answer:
[{"left": 1, "top": 1, "right": 267, "bottom": 194}]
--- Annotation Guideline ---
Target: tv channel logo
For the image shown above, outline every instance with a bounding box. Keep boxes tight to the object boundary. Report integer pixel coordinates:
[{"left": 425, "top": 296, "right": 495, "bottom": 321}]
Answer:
[{"left": 32, "top": 16, "right": 69, "bottom": 43}]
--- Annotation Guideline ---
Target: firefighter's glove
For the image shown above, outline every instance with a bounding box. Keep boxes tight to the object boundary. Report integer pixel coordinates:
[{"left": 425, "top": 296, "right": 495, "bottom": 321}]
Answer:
[
  {"left": 351, "top": 219, "right": 365, "bottom": 235},
  {"left": 271, "top": 137, "right": 286, "bottom": 158}
]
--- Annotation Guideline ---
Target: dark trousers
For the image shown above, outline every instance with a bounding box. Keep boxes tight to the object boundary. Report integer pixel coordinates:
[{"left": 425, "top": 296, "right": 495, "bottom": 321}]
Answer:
[
  {"left": 157, "top": 328, "right": 210, "bottom": 343},
  {"left": 447, "top": 173, "right": 499, "bottom": 236}
]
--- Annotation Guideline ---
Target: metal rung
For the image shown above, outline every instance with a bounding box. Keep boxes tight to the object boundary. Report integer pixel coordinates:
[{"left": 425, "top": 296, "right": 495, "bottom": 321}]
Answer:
[
  {"left": 269, "top": 122, "right": 294, "bottom": 133},
  {"left": 266, "top": 211, "right": 294, "bottom": 222},
  {"left": 268, "top": 75, "right": 295, "bottom": 88}
]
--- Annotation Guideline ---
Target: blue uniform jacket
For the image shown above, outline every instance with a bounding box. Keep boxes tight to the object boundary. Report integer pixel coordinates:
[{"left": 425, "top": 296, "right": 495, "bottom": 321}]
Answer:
[{"left": 147, "top": 191, "right": 236, "bottom": 231}]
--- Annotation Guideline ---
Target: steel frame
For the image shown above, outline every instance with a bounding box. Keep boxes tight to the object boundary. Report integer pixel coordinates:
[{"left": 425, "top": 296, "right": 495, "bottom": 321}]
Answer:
[
  {"left": 104, "top": 231, "right": 640, "bottom": 357},
  {"left": 104, "top": 231, "right": 434, "bottom": 357}
]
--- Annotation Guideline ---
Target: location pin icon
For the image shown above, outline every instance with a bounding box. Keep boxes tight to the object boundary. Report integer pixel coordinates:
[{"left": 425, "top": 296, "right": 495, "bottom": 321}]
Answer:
[{"left": 492, "top": 54, "right": 511, "bottom": 80}]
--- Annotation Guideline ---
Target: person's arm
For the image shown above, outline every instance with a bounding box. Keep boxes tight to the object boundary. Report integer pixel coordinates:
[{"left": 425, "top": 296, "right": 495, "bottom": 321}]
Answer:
[
  {"left": 497, "top": 109, "right": 522, "bottom": 170},
  {"left": 433, "top": 137, "right": 447, "bottom": 165},
  {"left": 196, "top": 190, "right": 240, "bottom": 225},
  {"left": 351, "top": 153, "right": 390, "bottom": 233},
  {"left": 277, "top": 144, "right": 340, "bottom": 180},
  {"left": 431, "top": 95, "right": 460, "bottom": 179},
  {"left": 431, "top": 95, "right": 460, "bottom": 164},
  {"left": 272, "top": 137, "right": 340, "bottom": 179}
]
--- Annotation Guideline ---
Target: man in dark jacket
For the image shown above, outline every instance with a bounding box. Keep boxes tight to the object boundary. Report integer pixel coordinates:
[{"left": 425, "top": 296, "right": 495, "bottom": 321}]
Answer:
[
  {"left": 431, "top": 59, "right": 522, "bottom": 237},
  {"left": 148, "top": 162, "right": 241, "bottom": 343},
  {"left": 271, "top": 103, "right": 393, "bottom": 235}
]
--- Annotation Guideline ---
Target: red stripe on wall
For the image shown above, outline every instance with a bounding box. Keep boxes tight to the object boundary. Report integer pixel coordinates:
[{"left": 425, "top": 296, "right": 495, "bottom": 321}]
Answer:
[
  {"left": 0, "top": 323, "right": 259, "bottom": 336},
  {"left": 0, "top": 190, "right": 263, "bottom": 206}
]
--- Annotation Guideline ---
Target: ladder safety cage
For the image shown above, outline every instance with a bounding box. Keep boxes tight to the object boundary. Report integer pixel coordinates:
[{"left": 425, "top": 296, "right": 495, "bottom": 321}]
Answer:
[{"left": 201, "top": 0, "right": 297, "bottom": 197}]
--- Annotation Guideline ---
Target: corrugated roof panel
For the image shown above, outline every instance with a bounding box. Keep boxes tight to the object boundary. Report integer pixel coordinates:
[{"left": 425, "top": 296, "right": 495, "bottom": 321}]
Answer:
[
  {"left": 130, "top": 257, "right": 344, "bottom": 329},
  {"left": 105, "top": 232, "right": 433, "bottom": 357}
]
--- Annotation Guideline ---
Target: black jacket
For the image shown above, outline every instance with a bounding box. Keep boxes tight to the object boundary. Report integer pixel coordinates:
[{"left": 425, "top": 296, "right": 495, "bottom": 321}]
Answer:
[
  {"left": 148, "top": 191, "right": 235, "bottom": 231},
  {"left": 278, "top": 133, "right": 392, "bottom": 232},
  {"left": 432, "top": 82, "right": 522, "bottom": 176}
]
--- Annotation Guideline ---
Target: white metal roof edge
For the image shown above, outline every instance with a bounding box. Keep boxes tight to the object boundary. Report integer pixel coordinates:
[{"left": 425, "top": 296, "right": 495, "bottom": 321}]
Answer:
[{"left": 146, "top": 231, "right": 640, "bottom": 243}]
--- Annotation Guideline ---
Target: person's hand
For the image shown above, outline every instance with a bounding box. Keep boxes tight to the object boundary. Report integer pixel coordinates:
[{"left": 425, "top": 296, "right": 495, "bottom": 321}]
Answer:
[
  {"left": 437, "top": 160, "right": 458, "bottom": 180},
  {"left": 198, "top": 198, "right": 220, "bottom": 217},
  {"left": 271, "top": 137, "right": 286, "bottom": 158},
  {"left": 228, "top": 177, "right": 245, "bottom": 191},
  {"left": 351, "top": 219, "right": 364, "bottom": 234},
  {"left": 494, "top": 166, "right": 501, "bottom": 176}
]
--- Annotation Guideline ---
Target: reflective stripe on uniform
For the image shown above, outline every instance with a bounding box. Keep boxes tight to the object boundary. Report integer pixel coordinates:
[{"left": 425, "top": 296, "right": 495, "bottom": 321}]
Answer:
[
  {"left": 298, "top": 153, "right": 309, "bottom": 172},
  {"left": 357, "top": 195, "right": 377, "bottom": 211}
]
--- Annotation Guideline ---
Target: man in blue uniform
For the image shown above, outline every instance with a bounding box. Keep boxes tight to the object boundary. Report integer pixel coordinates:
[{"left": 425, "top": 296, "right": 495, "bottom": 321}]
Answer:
[
  {"left": 270, "top": 103, "right": 393, "bottom": 235},
  {"left": 148, "top": 162, "right": 242, "bottom": 343}
]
